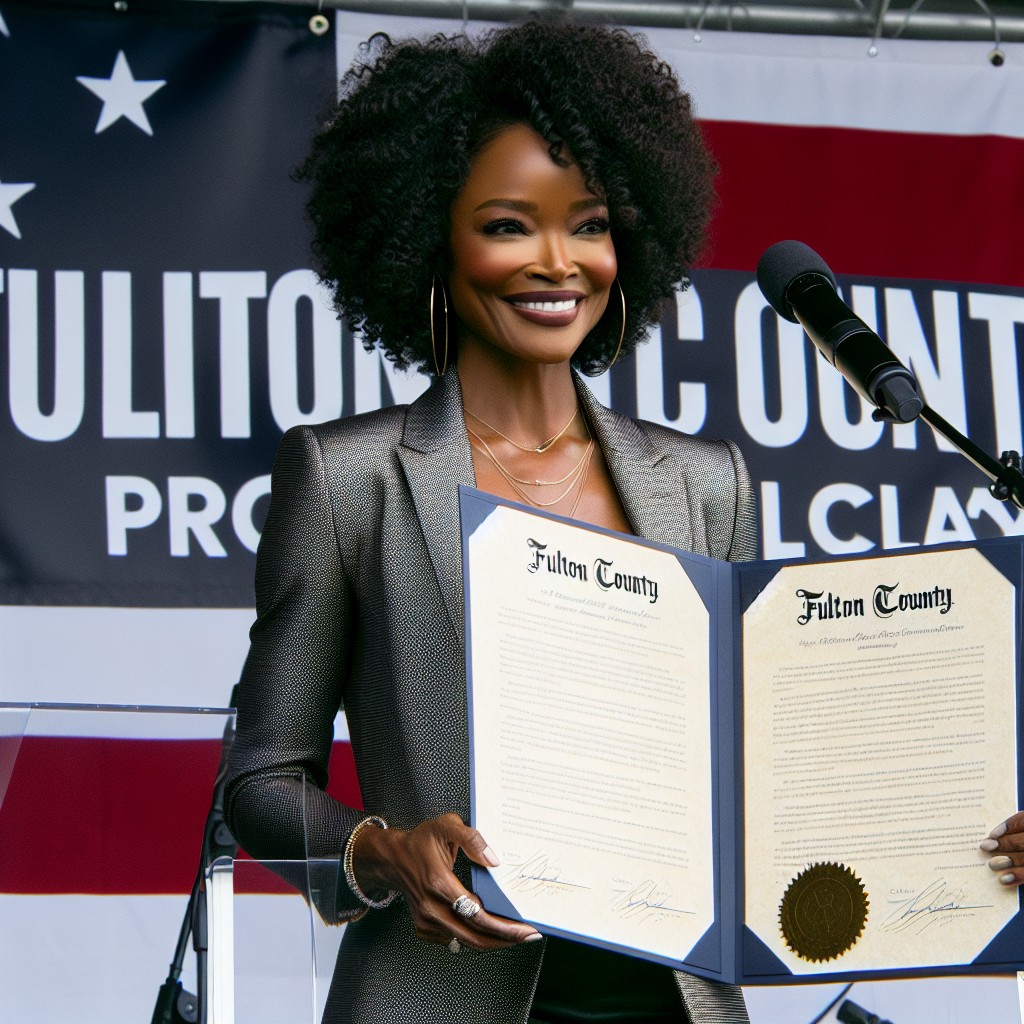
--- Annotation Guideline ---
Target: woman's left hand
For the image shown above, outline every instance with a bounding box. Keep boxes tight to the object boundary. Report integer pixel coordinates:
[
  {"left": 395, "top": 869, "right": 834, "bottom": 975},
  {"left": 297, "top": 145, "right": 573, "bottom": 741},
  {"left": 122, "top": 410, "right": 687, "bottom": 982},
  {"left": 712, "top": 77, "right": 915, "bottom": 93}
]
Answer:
[{"left": 981, "top": 812, "right": 1024, "bottom": 887}]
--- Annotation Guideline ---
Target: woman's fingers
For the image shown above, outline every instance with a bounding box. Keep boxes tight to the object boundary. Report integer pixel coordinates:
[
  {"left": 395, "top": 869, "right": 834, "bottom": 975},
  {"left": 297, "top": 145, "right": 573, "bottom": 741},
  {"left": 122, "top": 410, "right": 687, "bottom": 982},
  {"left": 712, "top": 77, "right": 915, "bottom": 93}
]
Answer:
[
  {"left": 434, "top": 816, "right": 540, "bottom": 945},
  {"left": 410, "top": 889, "right": 538, "bottom": 950},
  {"left": 989, "top": 865, "right": 1024, "bottom": 888},
  {"left": 436, "top": 812, "right": 501, "bottom": 869},
  {"left": 396, "top": 815, "right": 539, "bottom": 949},
  {"left": 980, "top": 813, "right": 1024, "bottom": 853},
  {"left": 982, "top": 811, "right": 1024, "bottom": 842},
  {"left": 980, "top": 813, "right": 1024, "bottom": 886},
  {"left": 432, "top": 873, "right": 539, "bottom": 946},
  {"left": 446, "top": 906, "right": 541, "bottom": 951},
  {"left": 986, "top": 853, "right": 1024, "bottom": 868},
  {"left": 455, "top": 899, "right": 539, "bottom": 945}
]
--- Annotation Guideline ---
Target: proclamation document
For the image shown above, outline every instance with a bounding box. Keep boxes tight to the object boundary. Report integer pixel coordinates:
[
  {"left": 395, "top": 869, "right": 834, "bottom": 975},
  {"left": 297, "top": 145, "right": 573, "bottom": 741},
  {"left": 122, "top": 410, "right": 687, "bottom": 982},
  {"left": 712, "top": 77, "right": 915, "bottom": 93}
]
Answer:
[
  {"left": 743, "top": 547, "right": 1019, "bottom": 974},
  {"left": 465, "top": 499, "right": 715, "bottom": 964}
]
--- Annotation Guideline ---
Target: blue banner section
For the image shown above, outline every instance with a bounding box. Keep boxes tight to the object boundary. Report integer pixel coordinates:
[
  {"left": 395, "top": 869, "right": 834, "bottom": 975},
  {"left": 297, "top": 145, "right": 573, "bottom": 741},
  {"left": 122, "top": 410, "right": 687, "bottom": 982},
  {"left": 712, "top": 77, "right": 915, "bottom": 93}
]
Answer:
[
  {"left": 0, "top": 0, "right": 336, "bottom": 605},
  {"left": 2, "top": 2, "right": 1023, "bottom": 607},
  {"left": 650, "top": 270, "right": 1024, "bottom": 562}
]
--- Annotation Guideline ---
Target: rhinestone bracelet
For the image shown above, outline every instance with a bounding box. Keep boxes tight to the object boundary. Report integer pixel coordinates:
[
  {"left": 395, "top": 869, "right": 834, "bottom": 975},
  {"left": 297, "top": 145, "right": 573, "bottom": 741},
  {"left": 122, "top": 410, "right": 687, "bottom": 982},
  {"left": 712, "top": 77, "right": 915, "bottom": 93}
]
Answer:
[{"left": 343, "top": 815, "right": 399, "bottom": 910}]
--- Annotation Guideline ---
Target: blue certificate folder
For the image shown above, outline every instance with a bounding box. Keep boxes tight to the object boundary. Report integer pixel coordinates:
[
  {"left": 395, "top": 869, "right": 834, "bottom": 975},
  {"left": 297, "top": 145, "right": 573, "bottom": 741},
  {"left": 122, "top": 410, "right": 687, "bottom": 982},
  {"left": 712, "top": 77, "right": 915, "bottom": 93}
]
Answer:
[{"left": 459, "top": 485, "right": 1024, "bottom": 985}]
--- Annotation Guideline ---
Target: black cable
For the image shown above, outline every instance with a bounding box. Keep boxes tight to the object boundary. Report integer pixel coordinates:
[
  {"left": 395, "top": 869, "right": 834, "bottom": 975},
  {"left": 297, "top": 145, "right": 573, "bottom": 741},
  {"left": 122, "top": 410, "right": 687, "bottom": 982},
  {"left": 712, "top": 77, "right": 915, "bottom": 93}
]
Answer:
[
  {"left": 151, "top": 688, "right": 239, "bottom": 1024},
  {"left": 172, "top": 869, "right": 202, "bottom": 981},
  {"left": 806, "top": 983, "right": 854, "bottom": 1024}
]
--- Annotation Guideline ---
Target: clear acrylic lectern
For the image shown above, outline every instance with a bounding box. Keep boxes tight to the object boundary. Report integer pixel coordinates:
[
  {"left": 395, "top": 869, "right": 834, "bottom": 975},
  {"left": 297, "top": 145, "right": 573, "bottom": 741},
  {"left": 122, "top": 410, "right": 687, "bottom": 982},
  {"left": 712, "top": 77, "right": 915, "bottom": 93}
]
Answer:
[{"left": 0, "top": 703, "right": 342, "bottom": 1024}]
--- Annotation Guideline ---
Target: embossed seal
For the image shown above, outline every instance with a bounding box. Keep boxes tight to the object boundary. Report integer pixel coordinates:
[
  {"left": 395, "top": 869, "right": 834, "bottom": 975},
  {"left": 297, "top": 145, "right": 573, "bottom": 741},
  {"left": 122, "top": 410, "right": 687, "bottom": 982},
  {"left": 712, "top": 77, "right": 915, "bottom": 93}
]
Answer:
[{"left": 779, "top": 862, "right": 868, "bottom": 962}]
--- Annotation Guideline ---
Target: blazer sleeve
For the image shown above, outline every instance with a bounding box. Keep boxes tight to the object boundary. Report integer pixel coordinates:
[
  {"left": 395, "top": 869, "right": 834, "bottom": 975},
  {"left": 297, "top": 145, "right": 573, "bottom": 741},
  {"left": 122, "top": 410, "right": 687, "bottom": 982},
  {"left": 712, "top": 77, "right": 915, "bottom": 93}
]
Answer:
[
  {"left": 224, "top": 425, "right": 367, "bottom": 919},
  {"left": 723, "top": 439, "right": 758, "bottom": 563}
]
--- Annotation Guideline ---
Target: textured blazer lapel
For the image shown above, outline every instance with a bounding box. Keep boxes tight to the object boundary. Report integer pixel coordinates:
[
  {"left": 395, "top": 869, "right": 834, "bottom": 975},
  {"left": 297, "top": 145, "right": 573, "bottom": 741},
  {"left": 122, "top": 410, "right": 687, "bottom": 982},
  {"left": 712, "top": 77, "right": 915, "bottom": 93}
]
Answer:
[
  {"left": 397, "top": 371, "right": 475, "bottom": 640},
  {"left": 575, "top": 375, "right": 695, "bottom": 552},
  {"left": 397, "top": 371, "right": 698, "bottom": 644}
]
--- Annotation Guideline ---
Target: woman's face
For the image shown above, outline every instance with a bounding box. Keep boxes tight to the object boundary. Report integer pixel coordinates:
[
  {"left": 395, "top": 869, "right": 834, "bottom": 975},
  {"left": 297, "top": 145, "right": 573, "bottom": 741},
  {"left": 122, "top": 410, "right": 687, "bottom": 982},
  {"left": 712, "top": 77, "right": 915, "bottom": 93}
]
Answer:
[{"left": 448, "top": 122, "right": 617, "bottom": 366}]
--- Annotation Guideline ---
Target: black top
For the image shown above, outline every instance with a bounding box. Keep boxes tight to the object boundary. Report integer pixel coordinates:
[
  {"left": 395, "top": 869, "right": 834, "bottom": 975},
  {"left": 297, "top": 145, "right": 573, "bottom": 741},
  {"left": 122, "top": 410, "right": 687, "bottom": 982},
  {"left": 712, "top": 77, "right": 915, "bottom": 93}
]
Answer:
[{"left": 529, "top": 937, "right": 685, "bottom": 1024}]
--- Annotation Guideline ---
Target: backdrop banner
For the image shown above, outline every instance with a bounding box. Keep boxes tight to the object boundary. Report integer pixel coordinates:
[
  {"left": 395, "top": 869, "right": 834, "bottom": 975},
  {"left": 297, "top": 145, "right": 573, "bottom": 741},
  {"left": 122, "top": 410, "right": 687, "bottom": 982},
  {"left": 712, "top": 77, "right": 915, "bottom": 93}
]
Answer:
[
  {"left": 1, "top": 2, "right": 1023, "bottom": 1022},
  {"left": 0, "top": 5, "right": 1022, "bottom": 616}
]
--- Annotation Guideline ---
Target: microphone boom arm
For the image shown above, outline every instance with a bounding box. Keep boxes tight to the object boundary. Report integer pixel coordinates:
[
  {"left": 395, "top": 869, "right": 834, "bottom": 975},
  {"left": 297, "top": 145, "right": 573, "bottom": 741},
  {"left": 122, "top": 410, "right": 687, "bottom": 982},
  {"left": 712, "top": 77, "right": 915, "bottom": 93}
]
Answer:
[
  {"left": 916, "top": 404, "right": 1024, "bottom": 510},
  {"left": 755, "top": 241, "right": 1024, "bottom": 513}
]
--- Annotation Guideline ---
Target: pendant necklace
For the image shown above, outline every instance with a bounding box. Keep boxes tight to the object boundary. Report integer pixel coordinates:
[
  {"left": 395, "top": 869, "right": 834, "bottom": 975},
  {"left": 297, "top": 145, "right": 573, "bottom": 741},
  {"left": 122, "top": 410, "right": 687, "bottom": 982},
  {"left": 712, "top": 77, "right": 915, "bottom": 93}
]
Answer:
[
  {"left": 465, "top": 406, "right": 578, "bottom": 454},
  {"left": 466, "top": 426, "right": 593, "bottom": 487},
  {"left": 466, "top": 407, "right": 595, "bottom": 516}
]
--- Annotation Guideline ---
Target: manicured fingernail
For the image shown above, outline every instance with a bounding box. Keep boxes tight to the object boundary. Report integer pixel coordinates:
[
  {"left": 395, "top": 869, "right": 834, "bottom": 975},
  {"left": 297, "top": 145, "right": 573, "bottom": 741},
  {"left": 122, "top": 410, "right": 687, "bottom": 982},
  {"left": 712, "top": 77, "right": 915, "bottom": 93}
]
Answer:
[
  {"left": 482, "top": 846, "right": 500, "bottom": 867},
  {"left": 980, "top": 839, "right": 1000, "bottom": 851},
  {"left": 988, "top": 856, "right": 1013, "bottom": 870},
  {"left": 1000, "top": 873, "right": 1017, "bottom": 885},
  {"left": 523, "top": 932, "right": 543, "bottom": 942},
  {"left": 990, "top": 822, "right": 1008, "bottom": 839}
]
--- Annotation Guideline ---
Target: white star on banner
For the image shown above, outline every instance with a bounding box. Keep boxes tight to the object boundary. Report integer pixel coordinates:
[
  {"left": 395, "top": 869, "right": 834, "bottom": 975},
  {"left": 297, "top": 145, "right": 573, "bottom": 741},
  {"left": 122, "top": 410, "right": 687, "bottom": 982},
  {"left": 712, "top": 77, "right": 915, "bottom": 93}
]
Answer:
[
  {"left": 76, "top": 50, "right": 166, "bottom": 136},
  {"left": 0, "top": 179, "right": 35, "bottom": 239}
]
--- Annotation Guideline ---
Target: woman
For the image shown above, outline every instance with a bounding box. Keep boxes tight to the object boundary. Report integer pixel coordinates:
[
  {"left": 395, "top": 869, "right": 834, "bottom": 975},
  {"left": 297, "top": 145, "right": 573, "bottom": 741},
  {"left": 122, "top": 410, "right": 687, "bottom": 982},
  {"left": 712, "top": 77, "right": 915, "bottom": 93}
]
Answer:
[{"left": 225, "top": 22, "right": 755, "bottom": 1024}]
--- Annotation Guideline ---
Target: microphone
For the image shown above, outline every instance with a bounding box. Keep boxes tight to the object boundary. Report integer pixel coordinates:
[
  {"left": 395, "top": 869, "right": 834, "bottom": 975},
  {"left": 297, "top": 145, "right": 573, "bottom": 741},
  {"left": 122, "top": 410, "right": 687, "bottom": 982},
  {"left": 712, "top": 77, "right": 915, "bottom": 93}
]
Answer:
[
  {"left": 836, "top": 998, "right": 894, "bottom": 1024},
  {"left": 756, "top": 240, "right": 923, "bottom": 424}
]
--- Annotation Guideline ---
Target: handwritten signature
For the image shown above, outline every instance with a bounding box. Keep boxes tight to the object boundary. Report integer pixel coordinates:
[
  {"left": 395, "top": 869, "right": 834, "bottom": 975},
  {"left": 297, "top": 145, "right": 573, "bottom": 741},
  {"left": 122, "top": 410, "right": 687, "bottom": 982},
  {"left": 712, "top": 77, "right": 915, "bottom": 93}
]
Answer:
[
  {"left": 879, "top": 879, "right": 992, "bottom": 935},
  {"left": 610, "top": 880, "right": 694, "bottom": 923},
  {"left": 502, "top": 852, "right": 590, "bottom": 897}
]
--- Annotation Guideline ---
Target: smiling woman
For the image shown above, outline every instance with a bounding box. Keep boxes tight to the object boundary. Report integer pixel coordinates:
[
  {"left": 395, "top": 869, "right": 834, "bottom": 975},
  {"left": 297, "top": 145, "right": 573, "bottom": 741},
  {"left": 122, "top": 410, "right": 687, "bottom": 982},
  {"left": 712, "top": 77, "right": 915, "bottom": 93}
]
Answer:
[
  {"left": 299, "top": 22, "right": 713, "bottom": 377},
  {"left": 449, "top": 122, "right": 634, "bottom": 529},
  {"left": 225, "top": 20, "right": 755, "bottom": 1024},
  {"left": 447, "top": 124, "right": 617, "bottom": 351}
]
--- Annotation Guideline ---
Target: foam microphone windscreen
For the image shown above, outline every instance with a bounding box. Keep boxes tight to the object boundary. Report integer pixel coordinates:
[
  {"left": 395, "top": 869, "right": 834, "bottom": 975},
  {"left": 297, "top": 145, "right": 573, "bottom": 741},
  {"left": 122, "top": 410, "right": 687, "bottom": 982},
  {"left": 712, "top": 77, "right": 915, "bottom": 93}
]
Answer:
[{"left": 756, "top": 240, "right": 838, "bottom": 323}]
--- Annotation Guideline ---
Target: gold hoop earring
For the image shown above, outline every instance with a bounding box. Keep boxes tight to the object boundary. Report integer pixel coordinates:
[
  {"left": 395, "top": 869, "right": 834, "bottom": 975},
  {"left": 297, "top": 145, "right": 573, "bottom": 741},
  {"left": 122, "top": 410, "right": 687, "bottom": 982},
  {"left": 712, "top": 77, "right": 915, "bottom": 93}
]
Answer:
[
  {"left": 430, "top": 276, "right": 449, "bottom": 378},
  {"left": 606, "top": 279, "right": 626, "bottom": 370}
]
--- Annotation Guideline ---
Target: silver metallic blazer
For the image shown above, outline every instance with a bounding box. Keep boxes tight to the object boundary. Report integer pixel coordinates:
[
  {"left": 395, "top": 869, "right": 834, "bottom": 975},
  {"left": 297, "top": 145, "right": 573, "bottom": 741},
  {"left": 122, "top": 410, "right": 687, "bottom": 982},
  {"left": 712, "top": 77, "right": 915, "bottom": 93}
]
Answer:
[{"left": 225, "top": 369, "right": 756, "bottom": 1024}]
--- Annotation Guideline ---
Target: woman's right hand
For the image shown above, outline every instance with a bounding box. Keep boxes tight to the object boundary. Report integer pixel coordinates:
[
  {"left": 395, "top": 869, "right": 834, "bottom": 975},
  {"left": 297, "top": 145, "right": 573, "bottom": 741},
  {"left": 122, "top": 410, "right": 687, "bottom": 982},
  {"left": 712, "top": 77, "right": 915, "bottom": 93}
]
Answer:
[
  {"left": 351, "top": 812, "right": 541, "bottom": 951},
  {"left": 980, "top": 812, "right": 1024, "bottom": 887}
]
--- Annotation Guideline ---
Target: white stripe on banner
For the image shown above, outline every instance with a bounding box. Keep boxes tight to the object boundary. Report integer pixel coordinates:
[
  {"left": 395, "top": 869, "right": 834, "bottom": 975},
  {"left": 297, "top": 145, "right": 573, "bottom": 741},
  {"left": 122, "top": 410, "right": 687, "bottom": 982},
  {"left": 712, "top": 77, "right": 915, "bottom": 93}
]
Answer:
[
  {"left": 0, "top": 606, "right": 252, "bottom": 707},
  {"left": 336, "top": 11, "right": 1024, "bottom": 139},
  {"left": 743, "top": 975, "right": 1020, "bottom": 1023},
  {"left": 0, "top": 894, "right": 346, "bottom": 1024},
  {"left": 0, "top": 606, "right": 352, "bottom": 740},
  {"left": 0, "top": 895, "right": 1017, "bottom": 1024}
]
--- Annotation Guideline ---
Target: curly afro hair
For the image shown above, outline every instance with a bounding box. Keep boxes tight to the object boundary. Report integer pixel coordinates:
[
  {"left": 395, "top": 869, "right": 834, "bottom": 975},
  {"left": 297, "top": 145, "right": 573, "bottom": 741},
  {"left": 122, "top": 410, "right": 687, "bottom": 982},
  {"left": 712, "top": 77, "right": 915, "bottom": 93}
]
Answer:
[{"left": 298, "top": 21, "right": 716, "bottom": 376}]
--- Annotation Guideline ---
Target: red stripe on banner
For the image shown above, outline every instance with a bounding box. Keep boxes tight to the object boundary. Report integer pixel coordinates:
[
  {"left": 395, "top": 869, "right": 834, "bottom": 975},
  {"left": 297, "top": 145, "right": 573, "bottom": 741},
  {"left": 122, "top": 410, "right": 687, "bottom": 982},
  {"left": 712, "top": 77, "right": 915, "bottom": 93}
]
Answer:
[
  {"left": 700, "top": 121, "right": 1024, "bottom": 288},
  {"left": 0, "top": 738, "right": 363, "bottom": 894}
]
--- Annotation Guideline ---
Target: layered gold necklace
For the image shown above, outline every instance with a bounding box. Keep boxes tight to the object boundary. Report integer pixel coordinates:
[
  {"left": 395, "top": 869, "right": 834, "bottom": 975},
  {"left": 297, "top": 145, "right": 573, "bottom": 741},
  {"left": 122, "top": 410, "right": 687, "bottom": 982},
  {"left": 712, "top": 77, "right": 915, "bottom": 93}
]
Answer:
[
  {"left": 469, "top": 405, "right": 579, "bottom": 454},
  {"left": 465, "top": 407, "right": 594, "bottom": 517}
]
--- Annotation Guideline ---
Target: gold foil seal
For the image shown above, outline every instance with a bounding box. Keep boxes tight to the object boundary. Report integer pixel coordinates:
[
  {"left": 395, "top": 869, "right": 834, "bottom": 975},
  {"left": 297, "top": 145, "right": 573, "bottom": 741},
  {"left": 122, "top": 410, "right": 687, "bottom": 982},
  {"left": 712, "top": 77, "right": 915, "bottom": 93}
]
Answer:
[{"left": 779, "top": 862, "right": 868, "bottom": 962}]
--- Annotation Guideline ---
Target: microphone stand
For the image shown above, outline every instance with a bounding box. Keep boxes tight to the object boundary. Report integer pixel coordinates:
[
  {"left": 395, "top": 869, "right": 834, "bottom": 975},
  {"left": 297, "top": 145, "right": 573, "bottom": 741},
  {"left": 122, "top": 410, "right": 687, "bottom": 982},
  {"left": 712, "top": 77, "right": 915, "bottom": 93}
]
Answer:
[
  {"left": 881, "top": 403, "right": 1024, "bottom": 510},
  {"left": 757, "top": 243, "right": 1024, "bottom": 509},
  {"left": 151, "top": 690, "right": 239, "bottom": 1024}
]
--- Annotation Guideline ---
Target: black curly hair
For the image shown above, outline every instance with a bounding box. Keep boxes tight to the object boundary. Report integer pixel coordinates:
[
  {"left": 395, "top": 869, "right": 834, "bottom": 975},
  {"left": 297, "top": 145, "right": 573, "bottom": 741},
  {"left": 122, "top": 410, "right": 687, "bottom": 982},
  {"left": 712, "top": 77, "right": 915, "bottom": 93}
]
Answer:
[{"left": 298, "top": 21, "right": 716, "bottom": 376}]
